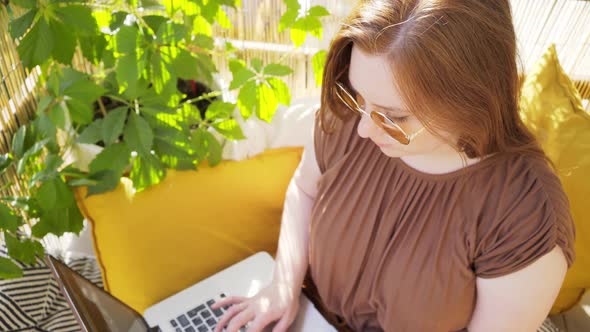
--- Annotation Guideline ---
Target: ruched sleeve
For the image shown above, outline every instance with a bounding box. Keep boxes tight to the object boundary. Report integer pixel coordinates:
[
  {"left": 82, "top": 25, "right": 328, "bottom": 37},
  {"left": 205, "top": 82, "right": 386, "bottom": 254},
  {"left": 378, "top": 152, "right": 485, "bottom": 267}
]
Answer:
[{"left": 472, "top": 158, "right": 576, "bottom": 278}]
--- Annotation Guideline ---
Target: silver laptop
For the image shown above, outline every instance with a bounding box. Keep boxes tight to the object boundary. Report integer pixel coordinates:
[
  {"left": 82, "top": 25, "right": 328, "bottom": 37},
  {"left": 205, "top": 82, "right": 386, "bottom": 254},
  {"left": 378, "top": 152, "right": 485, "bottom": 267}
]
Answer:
[{"left": 46, "top": 252, "right": 337, "bottom": 332}]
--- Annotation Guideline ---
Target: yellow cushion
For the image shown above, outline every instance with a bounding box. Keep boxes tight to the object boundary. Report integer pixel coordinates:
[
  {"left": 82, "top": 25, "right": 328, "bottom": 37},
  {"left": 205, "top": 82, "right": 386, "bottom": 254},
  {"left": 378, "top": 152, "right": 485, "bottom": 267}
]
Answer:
[
  {"left": 75, "top": 147, "right": 303, "bottom": 313},
  {"left": 519, "top": 43, "right": 590, "bottom": 314}
]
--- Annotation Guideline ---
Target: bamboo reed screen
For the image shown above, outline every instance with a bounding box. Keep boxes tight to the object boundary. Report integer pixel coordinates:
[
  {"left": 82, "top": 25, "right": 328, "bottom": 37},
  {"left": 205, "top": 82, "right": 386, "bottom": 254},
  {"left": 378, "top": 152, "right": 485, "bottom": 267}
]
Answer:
[{"left": 1, "top": 0, "right": 589, "bottom": 198}]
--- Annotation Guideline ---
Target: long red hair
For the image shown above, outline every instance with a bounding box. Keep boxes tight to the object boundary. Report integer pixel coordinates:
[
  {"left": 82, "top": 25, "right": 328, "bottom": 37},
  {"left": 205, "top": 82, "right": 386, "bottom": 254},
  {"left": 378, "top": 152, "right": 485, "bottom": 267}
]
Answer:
[{"left": 319, "top": 0, "right": 548, "bottom": 162}]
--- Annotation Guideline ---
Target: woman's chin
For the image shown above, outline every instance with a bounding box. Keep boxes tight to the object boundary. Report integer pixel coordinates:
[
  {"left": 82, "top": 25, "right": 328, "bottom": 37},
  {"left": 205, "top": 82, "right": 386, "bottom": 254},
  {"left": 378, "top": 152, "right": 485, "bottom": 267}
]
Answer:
[{"left": 378, "top": 145, "right": 407, "bottom": 158}]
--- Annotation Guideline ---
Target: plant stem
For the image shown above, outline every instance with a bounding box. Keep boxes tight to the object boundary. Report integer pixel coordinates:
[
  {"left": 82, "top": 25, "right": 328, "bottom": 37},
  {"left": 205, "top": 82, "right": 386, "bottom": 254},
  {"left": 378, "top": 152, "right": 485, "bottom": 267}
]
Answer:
[
  {"left": 183, "top": 91, "right": 223, "bottom": 105},
  {"left": 97, "top": 97, "right": 108, "bottom": 117},
  {"left": 106, "top": 95, "right": 130, "bottom": 105}
]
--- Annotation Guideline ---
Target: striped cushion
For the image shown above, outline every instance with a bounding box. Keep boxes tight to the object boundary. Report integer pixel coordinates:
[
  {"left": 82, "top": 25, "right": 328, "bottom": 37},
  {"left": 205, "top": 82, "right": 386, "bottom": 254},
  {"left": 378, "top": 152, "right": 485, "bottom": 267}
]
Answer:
[
  {"left": 0, "top": 249, "right": 102, "bottom": 332},
  {"left": 0, "top": 247, "right": 564, "bottom": 331}
]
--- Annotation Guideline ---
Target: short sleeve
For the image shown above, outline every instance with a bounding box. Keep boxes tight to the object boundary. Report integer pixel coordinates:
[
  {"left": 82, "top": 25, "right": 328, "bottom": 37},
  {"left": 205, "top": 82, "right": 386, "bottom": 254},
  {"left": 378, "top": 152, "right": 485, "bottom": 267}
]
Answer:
[
  {"left": 473, "top": 159, "right": 576, "bottom": 278},
  {"left": 313, "top": 110, "right": 358, "bottom": 174}
]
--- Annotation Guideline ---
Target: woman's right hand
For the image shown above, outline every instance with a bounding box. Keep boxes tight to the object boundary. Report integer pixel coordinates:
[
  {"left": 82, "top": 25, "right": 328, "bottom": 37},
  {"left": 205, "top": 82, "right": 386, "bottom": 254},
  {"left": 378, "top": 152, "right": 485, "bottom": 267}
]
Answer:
[{"left": 212, "top": 280, "right": 301, "bottom": 332}]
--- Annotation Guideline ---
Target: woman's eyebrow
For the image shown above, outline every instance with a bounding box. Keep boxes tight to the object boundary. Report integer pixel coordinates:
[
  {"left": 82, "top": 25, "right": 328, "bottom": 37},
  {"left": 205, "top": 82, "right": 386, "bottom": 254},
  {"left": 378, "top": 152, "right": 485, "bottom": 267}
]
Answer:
[{"left": 349, "top": 79, "right": 409, "bottom": 113}]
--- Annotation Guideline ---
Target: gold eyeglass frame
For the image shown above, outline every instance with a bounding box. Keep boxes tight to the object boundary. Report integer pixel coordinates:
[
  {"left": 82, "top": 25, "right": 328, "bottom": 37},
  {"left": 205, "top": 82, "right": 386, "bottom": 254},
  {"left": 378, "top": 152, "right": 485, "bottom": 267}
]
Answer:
[{"left": 333, "top": 81, "right": 428, "bottom": 145}]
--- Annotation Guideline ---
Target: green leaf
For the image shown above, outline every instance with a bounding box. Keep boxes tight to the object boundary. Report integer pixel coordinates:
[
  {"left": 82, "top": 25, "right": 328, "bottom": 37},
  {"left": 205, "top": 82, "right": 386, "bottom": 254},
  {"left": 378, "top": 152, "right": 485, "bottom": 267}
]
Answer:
[
  {"left": 215, "top": 6, "right": 232, "bottom": 29},
  {"left": 48, "top": 103, "right": 66, "bottom": 129},
  {"left": 153, "top": 137, "right": 195, "bottom": 170},
  {"left": 56, "top": 68, "right": 86, "bottom": 95},
  {"left": 192, "top": 15, "right": 212, "bottom": 36},
  {"left": 284, "top": 0, "right": 301, "bottom": 11},
  {"left": 65, "top": 99, "right": 94, "bottom": 125},
  {"left": 139, "top": 0, "right": 161, "bottom": 8},
  {"left": 103, "top": 49, "right": 116, "bottom": 69},
  {"left": 63, "top": 78, "right": 106, "bottom": 104},
  {"left": 80, "top": 34, "right": 107, "bottom": 65},
  {"left": 191, "top": 128, "right": 222, "bottom": 166},
  {"left": 312, "top": 50, "right": 327, "bottom": 87},
  {"left": 156, "top": 22, "right": 187, "bottom": 44},
  {"left": 17, "top": 19, "right": 53, "bottom": 69},
  {"left": 0, "top": 203, "right": 21, "bottom": 232},
  {"left": 10, "top": 0, "right": 36, "bottom": 9},
  {"left": 101, "top": 107, "right": 128, "bottom": 145},
  {"left": 5, "top": 233, "right": 44, "bottom": 265},
  {"left": 0, "top": 154, "right": 13, "bottom": 174},
  {"left": 55, "top": 5, "right": 98, "bottom": 35},
  {"left": 290, "top": 16, "right": 322, "bottom": 47},
  {"left": 129, "top": 153, "right": 165, "bottom": 192},
  {"left": 50, "top": 19, "right": 77, "bottom": 64},
  {"left": 124, "top": 112, "right": 154, "bottom": 154},
  {"left": 170, "top": 49, "right": 200, "bottom": 80},
  {"left": 77, "top": 119, "right": 103, "bottom": 144},
  {"left": 218, "top": 0, "right": 238, "bottom": 8},
  {"left": 194, "top": 53, "right": 217, "bottom": 85},
  {"left": 267, "top": 77, "right": 291, "bottom": 106},
  {"left": 228, "top": 58, "right": 246, "bottom": 74},
  {"left": 224, "top": 41, "right": 237, "bottom": 53},
  {"left": 0, "top": 197, "right": 37, "bottom": 214},
  {"left": 122, "top": 77, "right": 150, "bottom": 100},
  {"left": 37, "top": 96, "right": 53, "bottom": 114},
  {"left": 212, "top": 119, "right": 245, "bottom": 140},
  {"left": 92, "top": 9, "right": 111, "bottom": 29},
  {"left": 17, "top": 138, "right": 50, "bottom": 175},
  {"left": 192, "top": 34, "right": 214, "bottom": 50},
  {"left": 205, "top": 101, "right": 235, "bottom": 120},
  {"left": 178, "top": 103, "right": 201, "bottom": 124},
  {"left": 0, "top": 257, "right": 23, "bottom": 279},
  {"left": 29, "top": 154, "right": 62, "bottom": 185},
  {"left": 116, "top": 26, "right": 140, "bottom": 54},
  {"left": 116, "top": 53, "right": 145, "bottom": 95},
  {"left": 35, "top": 113, "right": 57, "bottom": 140},
  {"left": 200, "top": 0, "right": 220, "bottom": 24},
  {"left": 279, "top": 8, "right": 298, "bottom": 32},
  {"left": 36, "top": 177, "right": 74, "bottom": 210},
  {"left": 290, "top": 26, "right": 307, "bottom": 48},
  {"left": 109, "top": 11, "right": 128, "bottom": 31},
  {"left": 263, "top": 63, "right": 293, "bottom": 77},
  {"left": 142, "top": 15, "right": 166, "bottom": 34},
  {"left": 89, "top": 143, "right": 131, "bottom": 174},
  {"left": 9, "top": 9, "right": 37, "bottom": 40},
  {"left": 308, "top": 6, "right": 330, "bottom": 17},
  {"left": 151, "top": 50, "right": 175, "bottom": 96},
  {"left": 251, "top": 58, "right": 263, "bottom": 73},
  {"left": 254, "top": 81, "right": 279, "bottom": 122},
  {"left": 237, "top": 80, "right": 257, "bottom": 119},
  {"left": 32, "top": 177, "right": 84, "bottom": 237},
  {"left": 12, "top": 126, "right": 27, "bottom": 159},
  {"left": 32, "top": 205, "right": 84, "bottom": 237},
  {"left": 229, "top": 67, "right": 256, "bottom": 90},
  {"left": 85, "top": 170, "right": 120, "bottom": 196}
]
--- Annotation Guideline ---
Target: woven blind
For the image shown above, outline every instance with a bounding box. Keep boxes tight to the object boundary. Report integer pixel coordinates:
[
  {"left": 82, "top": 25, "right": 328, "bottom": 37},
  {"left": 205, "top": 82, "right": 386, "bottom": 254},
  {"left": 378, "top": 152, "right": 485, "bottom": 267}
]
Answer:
[{"left": 1, "top": 0, "right": 589, "bottom": 196}]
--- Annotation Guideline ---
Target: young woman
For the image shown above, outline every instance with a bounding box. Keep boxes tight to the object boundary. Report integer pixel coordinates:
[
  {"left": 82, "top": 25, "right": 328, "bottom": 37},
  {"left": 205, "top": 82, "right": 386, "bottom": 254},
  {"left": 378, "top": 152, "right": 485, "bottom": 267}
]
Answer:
[{"left": 213, "top": 1, "right": 575, "bottom": 331}]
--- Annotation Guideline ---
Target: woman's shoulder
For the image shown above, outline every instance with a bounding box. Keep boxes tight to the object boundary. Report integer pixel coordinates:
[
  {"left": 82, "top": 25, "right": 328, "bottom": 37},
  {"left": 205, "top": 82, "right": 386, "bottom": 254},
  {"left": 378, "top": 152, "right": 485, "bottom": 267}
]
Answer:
[{"left": 470, "top": 152, "right": 576, "bottom": 275}]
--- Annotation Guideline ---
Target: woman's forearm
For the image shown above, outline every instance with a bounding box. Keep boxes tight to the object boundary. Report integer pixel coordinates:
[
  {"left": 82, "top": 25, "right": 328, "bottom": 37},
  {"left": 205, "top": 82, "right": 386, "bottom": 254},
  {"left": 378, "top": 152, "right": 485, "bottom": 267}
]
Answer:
[{"left": 272, "top": 177, "right": 315, "bottom": 298}]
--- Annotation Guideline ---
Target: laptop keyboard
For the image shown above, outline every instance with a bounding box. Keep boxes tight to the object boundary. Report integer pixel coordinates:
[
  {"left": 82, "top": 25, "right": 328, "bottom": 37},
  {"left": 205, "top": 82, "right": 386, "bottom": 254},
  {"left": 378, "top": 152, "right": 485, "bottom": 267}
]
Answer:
[{"left": 168, "top": 293, "right": 247, "bottom": 332}]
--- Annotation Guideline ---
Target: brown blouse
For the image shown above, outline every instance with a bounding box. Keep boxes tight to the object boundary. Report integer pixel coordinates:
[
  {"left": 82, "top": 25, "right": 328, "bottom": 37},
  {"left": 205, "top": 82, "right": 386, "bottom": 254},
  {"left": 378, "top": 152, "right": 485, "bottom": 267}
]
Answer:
[{"left": 307, "top": 114, "right": 576, "bottom": 332}]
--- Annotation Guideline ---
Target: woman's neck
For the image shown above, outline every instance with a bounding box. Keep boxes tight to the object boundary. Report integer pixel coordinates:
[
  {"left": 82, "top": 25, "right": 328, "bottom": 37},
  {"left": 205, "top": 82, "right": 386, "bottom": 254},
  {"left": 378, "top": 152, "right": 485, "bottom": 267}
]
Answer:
[{"left": 400, "top": 144, "right": 482, "bottom": 175}]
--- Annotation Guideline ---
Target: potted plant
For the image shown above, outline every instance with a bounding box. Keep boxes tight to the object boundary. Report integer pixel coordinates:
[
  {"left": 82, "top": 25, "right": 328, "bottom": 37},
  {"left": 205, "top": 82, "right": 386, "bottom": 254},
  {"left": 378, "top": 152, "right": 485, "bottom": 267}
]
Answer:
[{"left": 0, "top": 0, "right": 329, "bottom": 278}]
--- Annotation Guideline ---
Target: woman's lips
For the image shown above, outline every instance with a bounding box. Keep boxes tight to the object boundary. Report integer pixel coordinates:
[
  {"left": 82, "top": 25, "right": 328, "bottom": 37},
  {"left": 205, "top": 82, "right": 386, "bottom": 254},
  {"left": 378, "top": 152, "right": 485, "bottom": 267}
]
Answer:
[{"left": 375, "top": 142, "right": 391, "bottom": 148}]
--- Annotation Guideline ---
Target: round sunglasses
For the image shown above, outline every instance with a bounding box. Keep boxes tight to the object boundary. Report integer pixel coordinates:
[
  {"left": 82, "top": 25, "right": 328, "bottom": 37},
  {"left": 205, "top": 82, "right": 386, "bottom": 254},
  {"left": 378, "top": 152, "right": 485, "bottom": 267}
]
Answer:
[{"left": 333, "top": 82, "right": 427, "bottom": 145}]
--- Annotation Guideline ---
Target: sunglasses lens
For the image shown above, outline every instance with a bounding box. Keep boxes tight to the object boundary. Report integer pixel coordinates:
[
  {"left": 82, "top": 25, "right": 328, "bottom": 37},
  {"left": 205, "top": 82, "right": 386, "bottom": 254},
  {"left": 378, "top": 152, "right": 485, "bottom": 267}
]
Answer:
[
  {"left": 370, "top": 112, "right": 411, "bottom": 145},
  {"left": 335, "top": 85, "right": 362, "bottom": 115}
]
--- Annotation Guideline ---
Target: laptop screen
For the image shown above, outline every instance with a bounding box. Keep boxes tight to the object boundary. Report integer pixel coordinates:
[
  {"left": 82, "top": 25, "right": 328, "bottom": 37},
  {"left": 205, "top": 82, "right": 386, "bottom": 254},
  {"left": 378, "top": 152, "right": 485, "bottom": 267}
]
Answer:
[{"left": 46, "top": 255, "right": 150, "bottom": 332}]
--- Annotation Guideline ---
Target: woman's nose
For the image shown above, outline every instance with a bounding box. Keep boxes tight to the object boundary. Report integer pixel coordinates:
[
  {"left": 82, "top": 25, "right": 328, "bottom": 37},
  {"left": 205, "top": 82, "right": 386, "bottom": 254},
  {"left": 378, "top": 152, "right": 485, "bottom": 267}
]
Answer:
[{"left": 357, "top": 113, "right": 381, "bottom": 139}]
